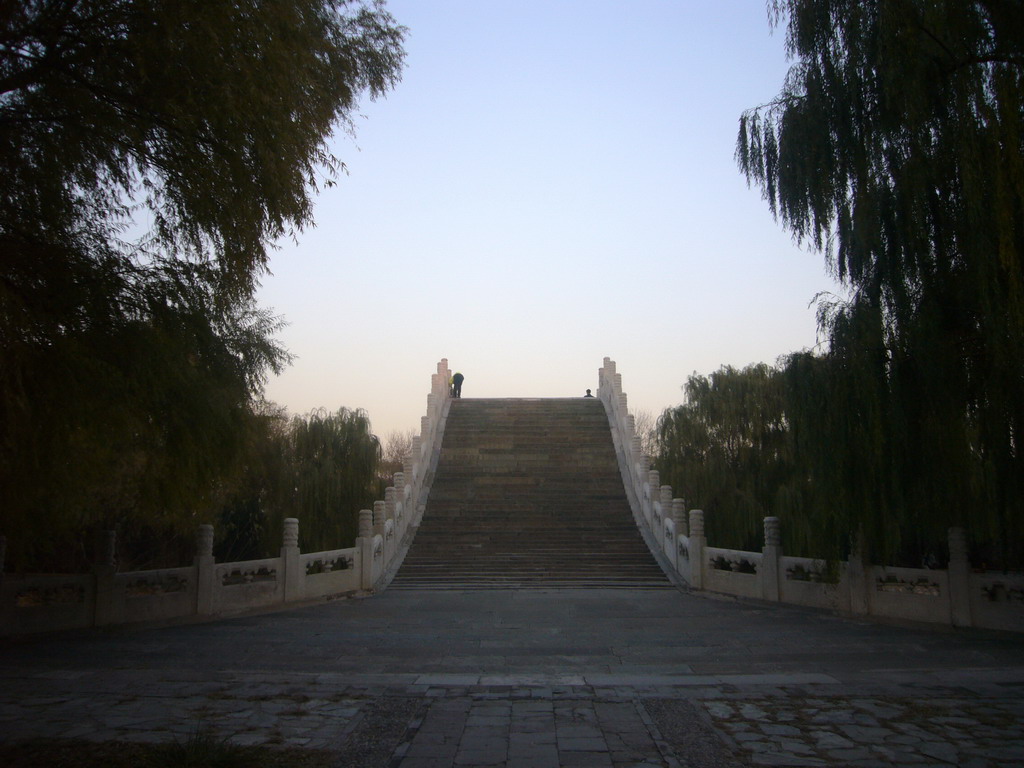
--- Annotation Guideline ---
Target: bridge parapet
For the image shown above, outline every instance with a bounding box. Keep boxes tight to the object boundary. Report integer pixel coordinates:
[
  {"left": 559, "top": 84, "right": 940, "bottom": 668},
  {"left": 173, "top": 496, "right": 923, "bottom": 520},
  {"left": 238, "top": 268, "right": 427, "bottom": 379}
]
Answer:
[
  {"left": 597, "top": 357, "right": 1024, "bottom": 633},
  {"left": 0, "top": 360, "right": 453, "bottom": 635},
  {"left": 357, "top": 359, "right": 450, "bottom": 592}
]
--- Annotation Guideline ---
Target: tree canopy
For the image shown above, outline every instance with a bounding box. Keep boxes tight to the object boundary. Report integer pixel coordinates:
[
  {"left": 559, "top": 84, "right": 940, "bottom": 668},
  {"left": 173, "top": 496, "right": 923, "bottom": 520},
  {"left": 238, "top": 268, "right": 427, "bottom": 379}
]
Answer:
[
  {"left": 657, "top": 365, "right": 806, "bottom": 554},
  {"left": 735, "top": 0, "right": 1023, "bottom": 564},
  {"left": 1, "top": 0, "right": 405, "bottom": 563},
  {"left": 1, "top": 0, "right": 404, "bottom": 290}
]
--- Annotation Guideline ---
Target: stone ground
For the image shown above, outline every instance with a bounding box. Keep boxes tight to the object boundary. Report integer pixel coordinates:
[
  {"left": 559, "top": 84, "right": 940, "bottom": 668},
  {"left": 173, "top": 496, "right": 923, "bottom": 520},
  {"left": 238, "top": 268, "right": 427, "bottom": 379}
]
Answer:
[{"left": 1, "top": 587, "right": 1023, "bottom": 767}]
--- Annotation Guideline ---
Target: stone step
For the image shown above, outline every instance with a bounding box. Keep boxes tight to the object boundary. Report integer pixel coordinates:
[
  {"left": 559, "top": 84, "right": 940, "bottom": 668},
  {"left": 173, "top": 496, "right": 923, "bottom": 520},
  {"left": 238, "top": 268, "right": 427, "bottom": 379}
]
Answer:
[{"left": 391, "top": 398, "right": 668, "bottom": 589}]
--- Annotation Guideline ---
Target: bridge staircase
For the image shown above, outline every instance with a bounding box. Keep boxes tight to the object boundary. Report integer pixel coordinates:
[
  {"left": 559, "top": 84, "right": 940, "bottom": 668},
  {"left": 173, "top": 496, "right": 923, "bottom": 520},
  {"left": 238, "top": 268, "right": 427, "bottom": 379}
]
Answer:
[{"left": 389, "top": 398, "right": 672, "bottom": 589}]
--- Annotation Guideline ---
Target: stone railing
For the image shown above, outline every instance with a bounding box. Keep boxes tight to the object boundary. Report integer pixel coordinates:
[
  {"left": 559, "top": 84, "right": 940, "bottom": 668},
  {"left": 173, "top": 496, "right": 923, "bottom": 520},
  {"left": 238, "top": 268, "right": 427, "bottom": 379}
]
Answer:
[
  {"left": 597, "top": 357, "right": 1024, "bottom": 634},
  {"left": 0, "top": 360, "right": 452, "bottom": 636},
  {"left": 0, "top": 518, "right": 359, "bottom": 636}
]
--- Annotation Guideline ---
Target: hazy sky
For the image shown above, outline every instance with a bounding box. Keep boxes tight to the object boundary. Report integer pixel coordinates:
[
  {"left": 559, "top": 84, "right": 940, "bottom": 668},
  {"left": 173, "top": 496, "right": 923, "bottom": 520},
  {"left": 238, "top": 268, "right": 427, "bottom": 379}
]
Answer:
[{"left": 256, "top": 0, "right": 841, "bottom": 438}]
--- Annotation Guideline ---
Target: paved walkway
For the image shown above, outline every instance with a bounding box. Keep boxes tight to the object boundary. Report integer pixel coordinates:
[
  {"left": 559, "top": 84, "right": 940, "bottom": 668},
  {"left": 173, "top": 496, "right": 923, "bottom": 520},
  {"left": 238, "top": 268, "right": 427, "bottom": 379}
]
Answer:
[{"left": 2, "top": 587, "right": 1023, "bottom": 766}]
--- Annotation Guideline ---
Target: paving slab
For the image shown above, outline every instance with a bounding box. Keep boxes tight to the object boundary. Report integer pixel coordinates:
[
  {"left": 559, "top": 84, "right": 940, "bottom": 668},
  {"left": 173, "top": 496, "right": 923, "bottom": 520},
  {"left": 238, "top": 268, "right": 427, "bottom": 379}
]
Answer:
[{"left": 2, "top": 586, "right": 1023, "bottom": 766}]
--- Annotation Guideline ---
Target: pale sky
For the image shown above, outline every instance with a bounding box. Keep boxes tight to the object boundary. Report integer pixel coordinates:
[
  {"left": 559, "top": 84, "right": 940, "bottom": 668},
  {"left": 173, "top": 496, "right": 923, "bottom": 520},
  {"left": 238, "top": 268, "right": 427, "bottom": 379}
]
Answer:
[{"left": 256, "top": 0, "right": 841, "bottom": 438}]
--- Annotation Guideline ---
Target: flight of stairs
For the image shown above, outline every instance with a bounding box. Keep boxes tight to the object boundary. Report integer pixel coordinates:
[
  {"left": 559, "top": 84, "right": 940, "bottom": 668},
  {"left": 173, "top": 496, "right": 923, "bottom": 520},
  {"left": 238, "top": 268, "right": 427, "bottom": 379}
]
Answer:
[{"left": 389, "top": 398, "right": 672, "bottom": 589}]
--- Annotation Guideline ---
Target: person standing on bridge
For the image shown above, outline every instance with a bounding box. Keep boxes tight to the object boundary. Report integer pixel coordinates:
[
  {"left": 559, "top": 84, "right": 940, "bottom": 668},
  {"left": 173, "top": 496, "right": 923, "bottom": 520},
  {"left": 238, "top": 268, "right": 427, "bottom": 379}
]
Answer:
[{"left": 452, "top": 371, "right": 464, "bottom": 398}]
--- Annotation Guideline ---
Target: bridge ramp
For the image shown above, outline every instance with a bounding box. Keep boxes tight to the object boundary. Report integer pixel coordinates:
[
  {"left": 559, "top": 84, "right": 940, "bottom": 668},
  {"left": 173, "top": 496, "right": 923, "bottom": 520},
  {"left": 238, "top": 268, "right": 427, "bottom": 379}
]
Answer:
[{"left": 391, "top": 397, "right": 671, "bottom": 589}]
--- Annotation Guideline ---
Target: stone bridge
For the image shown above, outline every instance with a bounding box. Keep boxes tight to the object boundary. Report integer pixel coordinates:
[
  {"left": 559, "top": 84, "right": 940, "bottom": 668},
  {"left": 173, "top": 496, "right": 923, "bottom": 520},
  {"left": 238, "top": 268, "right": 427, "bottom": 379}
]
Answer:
[{"left": 2, "top": 360, "right": 1024, "bottom": 766}]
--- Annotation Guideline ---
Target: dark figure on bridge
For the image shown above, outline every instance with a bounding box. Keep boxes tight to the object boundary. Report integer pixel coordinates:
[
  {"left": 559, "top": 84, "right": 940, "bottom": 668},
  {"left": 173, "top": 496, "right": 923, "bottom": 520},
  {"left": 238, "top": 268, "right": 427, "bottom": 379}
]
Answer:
[
  {"left": 584, "top": 389, "right": 594, "bottom": 397},
  {"left": 452, "top": 371, "right": 464, "bottom": 398}
]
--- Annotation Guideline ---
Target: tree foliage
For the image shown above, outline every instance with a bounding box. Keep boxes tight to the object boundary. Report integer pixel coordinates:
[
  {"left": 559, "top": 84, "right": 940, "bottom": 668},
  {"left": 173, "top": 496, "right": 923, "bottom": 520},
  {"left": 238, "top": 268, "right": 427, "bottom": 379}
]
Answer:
[
  {"left": 213, "top": 407, "right": 380, "bottom": 562},
  {"left": 286, "top": 408, "right": 380, "bottom": 552},
  {"left": 656, "top": 365, "right": 806, "bottom": 553},
  {"left": 655, "top": 356, "right": 982, "bottom": 566},
  {"left": 0, "top": 1, "right": 405, "bottom": 566},
  {"left": 1, "top": 0, "right": 405, "bottom": 290},
  {"left": 735, "top": 0, "right": 1024, "bottom": 565},
  {"left": 376, "top": 428, "right": 415, "bottom": 494}
]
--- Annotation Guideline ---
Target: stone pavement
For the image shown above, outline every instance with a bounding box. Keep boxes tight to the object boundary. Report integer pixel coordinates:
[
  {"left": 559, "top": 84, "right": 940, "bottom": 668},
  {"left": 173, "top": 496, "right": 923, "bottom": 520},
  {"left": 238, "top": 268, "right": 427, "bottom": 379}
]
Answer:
[{"left": 2, "top": 587, "right": 1023, "bottom": 766}]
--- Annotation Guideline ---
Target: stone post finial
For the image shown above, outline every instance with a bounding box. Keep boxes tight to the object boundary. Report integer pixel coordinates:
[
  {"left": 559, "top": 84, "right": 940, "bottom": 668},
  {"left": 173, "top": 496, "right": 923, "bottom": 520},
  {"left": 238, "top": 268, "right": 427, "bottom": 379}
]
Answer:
[
  {"left": 98, "top": 529, "right": 117, "bottom": 569},
  {"left": 412, "top": 435, "right": 422, "bottom": 461},
  {"left": 626, "top": 414, "right": 636, "bottom": 438},
  {"left": 948, "top": 526, "right": 968, "bottom": 563},
  {"left": 688, "top": 509, "right": 706, "bottom": 590},
  {"left": 947, "top": 526, "right": 972, "bottom": 627},
  {"left": 196, "top": 524, "right": 214, "bottom": 559},
  {"left": 639, "top": 454, "right": 650, "bottom": 479},
  {"left": 283, "top": 518, "right": 299, "bottom": 549},
  {"left": 761, "top": 516, "right": 782, "bottom": 602},
  {"left": 431, "top": 373, "right": 440, "bottom": 395},
  {"left": 394, "top": 471, "right": 405, "bottom": 490},
  {"left": 373, "top": 501, "right": 386, "bottom": 536},
  {"left": 385, "top": 487, "right": 396, "bottom": 520},
  {"left": 604, "top": 357, "right": 614, "bottom": 374},
  {"left": 690, "top": 509, "right": 705, "bottom": 538},
  {"left": 660, "top": 485, "right": 673, "bottom": 509},
  {"left": 618, "top": 393, "right": 627, "bottom": 413},
  {"left": 403, "top": 456, "right": 414, "bottom": 482},
  {"left": 648, "top": 470, "right": 660, "bottom": 493},
  {"left": 358, "top": 509, "right": 373, "bottom": 538},
  {"left": 195, "top": 527, "right": 215, "bottom": 614},
  {"left": 421, "top": 415, "right": 431, "bottom": 439},
  {"left": 672, "top": 499, "right": 687, "bottom": 535},
  {"left": 281, "top": 519, "right": 301, "bottom": 601},
  {"left": 613, "top": 373, "right": 622, "bottom": 394}
]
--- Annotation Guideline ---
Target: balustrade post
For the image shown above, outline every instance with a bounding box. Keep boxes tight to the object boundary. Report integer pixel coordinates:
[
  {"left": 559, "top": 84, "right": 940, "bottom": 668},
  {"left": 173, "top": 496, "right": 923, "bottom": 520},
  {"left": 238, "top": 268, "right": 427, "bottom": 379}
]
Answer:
[
  {"left": 657, "top": 485, "right": 673, "bottom": 559},
  {"left": 646, "top": 470, "right": 659, "bottom": 523},
  {"left": 846, "top": 530, "right": 871, "bottom": 616},
  {"left": 438, "top": 358, "right": 449, "bottom": 396},
  {"left": 613, "top": 373, "right": 622, "bottom": 395},
  {"left": 358, "top": 509, "right": 374, "bottom": 590},
  {"left": 689, "top": 510, "right": 706, "bottom": 590},
  {"left": 281, "top": 518, "right": 302, "bottom": 603},
  {"left": 636, "top": 455, "right": 649, "bottom": 511},
  {"left": 659, "top": 486, "right": 672, "bottom": 516},
  {"left": 761, "top": 516, "right": 781, "bottom": 602},
  {"left": 948, "top": 527, "right": 973, "bottom": 627},
  {"left": 672, "top": 499, "right": 687, "bottom": 536},
  {"left": 394, "top": 472, "right": 405, "bottom": 521},
  {"left": 373, "top": 501, "right": 386, "bottom": 537},
  {"left": 92, "top": 529, "right": 118, "bottom": 626},
  {"left": 385, "top": 487, "right": 396, "bottom": 521},
  {"left": 401, "top": 456, "right": 413, "bottom": 518},
  {"left": 195, "top": 524, "right": 215, "bottom": 615}
]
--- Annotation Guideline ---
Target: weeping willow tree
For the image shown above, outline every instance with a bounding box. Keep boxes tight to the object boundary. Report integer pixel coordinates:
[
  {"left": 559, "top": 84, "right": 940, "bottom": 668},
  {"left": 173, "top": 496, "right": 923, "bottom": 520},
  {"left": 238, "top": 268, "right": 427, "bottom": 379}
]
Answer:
[
  {"left": 1, "top": 260, "right": 290, "bottom": 572},
  {"left": 656, "top": 364, "right": 809, "bottom": 553},
  {"left": 282, "top": 408, "right": 381, "bottom": 552},
  {"left": 1, "top": 1, "right": 405, "bottom": 569},
  {"left": 737, "top": 1, "right": 1024, "bottom": 567}
]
